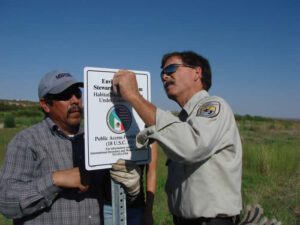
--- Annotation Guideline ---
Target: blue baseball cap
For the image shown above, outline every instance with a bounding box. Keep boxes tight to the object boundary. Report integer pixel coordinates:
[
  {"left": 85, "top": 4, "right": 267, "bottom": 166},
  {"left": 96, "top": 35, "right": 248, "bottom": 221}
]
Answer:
[{"left": 38, "top": 70, "right": 83, "bottom": 99}]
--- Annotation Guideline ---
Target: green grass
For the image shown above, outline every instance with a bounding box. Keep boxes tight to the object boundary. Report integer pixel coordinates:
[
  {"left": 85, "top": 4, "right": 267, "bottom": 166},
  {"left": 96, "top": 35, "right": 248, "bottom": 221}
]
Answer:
[
  {"left": 0, "top": 127, "right": 24, "bottom": 225},
  {"left": 0, "top": 128, "right": 23, "bottom": 164},
  {"left": 0, "top": 216, "right": 11, "bottom": 225},
  {"left": 152, "top": 149, "right": 173, "bottom": 225},
  {"left": 1, "top": 116, "right": 300, "bottom": 224},
  {"left": 239, "top": 118, "right": 300, "bottom": 225}
]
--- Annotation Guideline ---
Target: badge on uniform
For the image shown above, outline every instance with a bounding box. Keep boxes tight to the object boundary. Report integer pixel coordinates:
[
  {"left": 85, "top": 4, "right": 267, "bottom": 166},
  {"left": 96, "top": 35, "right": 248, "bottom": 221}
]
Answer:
[{"left": 196, "top": 101, "right": 220, "bottom": 118}]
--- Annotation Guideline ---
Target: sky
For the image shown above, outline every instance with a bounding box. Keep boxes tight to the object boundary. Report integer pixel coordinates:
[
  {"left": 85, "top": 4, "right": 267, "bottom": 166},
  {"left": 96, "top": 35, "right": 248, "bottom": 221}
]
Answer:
[{"left": 0, "top": 0, "right": 299, "bottom": 119}]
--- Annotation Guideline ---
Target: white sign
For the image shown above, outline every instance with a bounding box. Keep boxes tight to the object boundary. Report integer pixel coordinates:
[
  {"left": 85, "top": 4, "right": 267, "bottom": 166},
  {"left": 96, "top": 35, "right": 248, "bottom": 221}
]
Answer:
[{"left": 84, "top": 67, "right": 151, "bottom": 170}]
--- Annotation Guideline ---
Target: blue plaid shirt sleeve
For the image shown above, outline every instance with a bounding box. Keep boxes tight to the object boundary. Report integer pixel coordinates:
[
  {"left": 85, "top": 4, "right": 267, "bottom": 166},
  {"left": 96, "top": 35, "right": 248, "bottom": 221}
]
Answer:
[{"left": 0, "top": 131, "right": 60, "bottom": 218}]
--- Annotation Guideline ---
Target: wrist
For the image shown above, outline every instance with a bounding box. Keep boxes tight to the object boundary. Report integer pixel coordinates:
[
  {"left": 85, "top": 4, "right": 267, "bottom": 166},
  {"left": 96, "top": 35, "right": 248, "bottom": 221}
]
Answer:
[
  {"left": 51, "top": 171, "right": 61, "bottom": 187},
  {"left": 127, "top": 92, "right": 143, "bottom": 106}
]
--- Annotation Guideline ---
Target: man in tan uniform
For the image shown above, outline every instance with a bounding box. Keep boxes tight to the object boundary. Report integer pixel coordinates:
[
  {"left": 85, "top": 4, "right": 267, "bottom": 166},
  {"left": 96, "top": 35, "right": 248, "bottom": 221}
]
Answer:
[{"left": 112, "top": 51, "right": 242, "bottom": 225}]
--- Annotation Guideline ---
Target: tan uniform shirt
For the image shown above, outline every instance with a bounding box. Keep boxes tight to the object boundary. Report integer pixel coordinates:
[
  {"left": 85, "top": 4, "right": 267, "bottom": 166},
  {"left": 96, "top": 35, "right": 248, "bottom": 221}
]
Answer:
[{"left": 136, "top": 90, "right": 242, "bottom": 218}]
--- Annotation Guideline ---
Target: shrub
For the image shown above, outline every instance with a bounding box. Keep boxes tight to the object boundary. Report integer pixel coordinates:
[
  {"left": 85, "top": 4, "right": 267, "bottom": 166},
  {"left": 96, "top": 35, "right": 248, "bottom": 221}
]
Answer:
[
  {"left": 4, "top": 114, "right": 16, "bottom": 128},
  {"left": 15, "top": 108, "right": 43, "bottom": 117}
]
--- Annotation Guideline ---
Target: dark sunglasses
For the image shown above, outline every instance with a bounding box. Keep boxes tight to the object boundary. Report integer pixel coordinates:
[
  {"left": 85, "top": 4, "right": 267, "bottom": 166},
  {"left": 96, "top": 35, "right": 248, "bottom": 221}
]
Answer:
[
  {"left": 160, "top": 64, "right": 195, "bottom": 77},
  {"left": 50, "top": 86, "right": 82, "bottom": 101}
]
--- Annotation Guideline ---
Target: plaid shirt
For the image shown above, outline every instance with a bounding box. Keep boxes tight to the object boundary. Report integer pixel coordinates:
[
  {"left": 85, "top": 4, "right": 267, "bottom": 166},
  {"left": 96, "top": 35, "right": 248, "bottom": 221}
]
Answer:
[{"left": 0, "top": 117, "right": 106, "bottom": 225}]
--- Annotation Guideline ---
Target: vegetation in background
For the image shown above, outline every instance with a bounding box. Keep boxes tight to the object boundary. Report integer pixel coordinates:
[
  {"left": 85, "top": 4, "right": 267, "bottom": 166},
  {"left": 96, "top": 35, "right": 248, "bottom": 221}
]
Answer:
[
  {"left": 237, "top": 116, "right": 300, "bottom": 224},
  {"left": 3, "top": 114, "right": 15, "bottom": 128},
  {"left": 0, "top": 100, "right": 299, "bottom": 225},
  {"left": 0, "top": 100, "right": 43, "bottom": 128}
]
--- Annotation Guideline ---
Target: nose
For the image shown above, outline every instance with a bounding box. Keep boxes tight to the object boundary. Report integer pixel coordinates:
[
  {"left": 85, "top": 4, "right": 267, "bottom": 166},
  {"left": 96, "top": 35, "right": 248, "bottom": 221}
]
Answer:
[{"left": 161, "top": 73, "right": 170, "bottom": 81}]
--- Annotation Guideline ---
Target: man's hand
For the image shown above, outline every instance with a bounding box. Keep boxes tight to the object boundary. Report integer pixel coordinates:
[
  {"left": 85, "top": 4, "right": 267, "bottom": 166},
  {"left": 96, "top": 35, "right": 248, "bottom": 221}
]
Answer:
[
  {"left": 52, "top": 167, "right": 89, "bottom": 192},
  {"left": 112, "top": 70, "right": 141, "bottom": 103},
  {"left": 238, "top": 204, "right": 282, "bottom": 225},
  {"left": 112, "top": 70, "right": 157, "bottom": 126},
  {"left": 110, "top": 159, "right": 141, "bottom": 196}
]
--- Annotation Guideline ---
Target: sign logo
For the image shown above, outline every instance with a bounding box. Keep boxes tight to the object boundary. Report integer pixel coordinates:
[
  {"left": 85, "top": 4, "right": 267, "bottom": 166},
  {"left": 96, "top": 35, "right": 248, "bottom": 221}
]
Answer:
[{"left": 107, "top": 104, "right": 132, "bottom": 134}]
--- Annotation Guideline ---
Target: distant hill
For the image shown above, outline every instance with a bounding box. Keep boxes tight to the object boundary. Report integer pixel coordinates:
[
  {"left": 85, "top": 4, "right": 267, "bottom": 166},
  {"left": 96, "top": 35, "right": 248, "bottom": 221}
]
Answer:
[
  {"left": 0, "top": 99, "right": 39, "bottom": 112},
  {"left": 0, "top": 99, "right": 38, "bottom": 107}
]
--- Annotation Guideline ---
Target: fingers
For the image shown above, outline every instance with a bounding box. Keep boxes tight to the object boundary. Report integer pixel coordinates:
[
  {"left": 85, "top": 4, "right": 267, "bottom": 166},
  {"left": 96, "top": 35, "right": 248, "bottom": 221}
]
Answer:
[
  {"left": 110, "top": 159, "right": 141, "bottom": 196},
  {"left": 111, "top": 159, "right": 126, "bottom": 170},
  {"left": 78, "top": 184, "right": 89, "bottom": 193},
  {"left": 112, "top": 73, "right": 120, "bottom": 95},
  {"left": 240, "top": 204, "right": 264, "bottom": 224},
  {"left": 110, "top": 170, "right": 136, "bottom": 180},
  {"left": 110, "top": 170, "right": 133, "bottom": 189},
  {"left": 111, "top": 159, "right": 141, "bottom": 173},
  {"left": 112, "top": 70, "right": 139, "bottom": 101},
  {"left": 239, "top": 204, "right": 282, "bottom": 225},
  {"left": 52, "top": 168, "right": 90, "bottom": 192},
  {"left": 110, "top": 159, "right": 140, "bottom": 183},
  {"left": 112, "top": 83, "right": 120, "bottom": 96},
  {"left": 251, "top": 204, "right": 264, "bottom": 223},
  {"left": 110, "top": 172, "right": 131, "bottom": 187}
]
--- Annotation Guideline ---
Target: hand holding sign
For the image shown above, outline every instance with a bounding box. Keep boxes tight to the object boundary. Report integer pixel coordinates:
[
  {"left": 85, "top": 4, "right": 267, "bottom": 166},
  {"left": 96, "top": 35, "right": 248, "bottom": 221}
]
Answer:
[
  {"left": 113, "top": 70, "right": 156, "bottom": 127},
  {"left": 112, "top": 70, "right": 141, "bottom": 102}
]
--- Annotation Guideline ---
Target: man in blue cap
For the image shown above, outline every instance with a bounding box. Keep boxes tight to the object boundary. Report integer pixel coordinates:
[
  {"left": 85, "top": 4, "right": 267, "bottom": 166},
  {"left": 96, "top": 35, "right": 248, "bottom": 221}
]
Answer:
[{"left": 0, "top": 70, "right": 141, "bottom": 225}]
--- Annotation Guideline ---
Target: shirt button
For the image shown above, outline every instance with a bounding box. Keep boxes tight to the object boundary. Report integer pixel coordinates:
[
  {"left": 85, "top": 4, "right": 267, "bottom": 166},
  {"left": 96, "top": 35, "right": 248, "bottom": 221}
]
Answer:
[{"left": 88, "top": 215, "right": 92, "bottom": 219}]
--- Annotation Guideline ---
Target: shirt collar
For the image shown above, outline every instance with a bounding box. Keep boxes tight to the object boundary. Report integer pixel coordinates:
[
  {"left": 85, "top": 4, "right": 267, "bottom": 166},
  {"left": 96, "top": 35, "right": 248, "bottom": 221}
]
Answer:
[
  {"left": 182, "top": 90, "right": 209, "bottom": 116},
  {"left": 44, "top": 117, "right": 84, "bottom": 138}
]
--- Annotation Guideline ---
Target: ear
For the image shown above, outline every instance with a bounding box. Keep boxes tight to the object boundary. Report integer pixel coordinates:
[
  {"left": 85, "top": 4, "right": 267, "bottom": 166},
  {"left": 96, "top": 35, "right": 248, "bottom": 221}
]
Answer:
[
  {"left": 39, "top": 99, "right": 50, "bottom": 113},
  {"left": 193, "top": 66, "right": 202, "bottom": 81}
]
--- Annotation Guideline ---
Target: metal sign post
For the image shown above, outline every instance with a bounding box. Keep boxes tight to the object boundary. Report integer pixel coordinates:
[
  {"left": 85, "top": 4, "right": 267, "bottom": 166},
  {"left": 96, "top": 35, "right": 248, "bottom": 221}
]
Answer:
[{"left": 111, "top": 179, "right": 127, "bottom": 225}]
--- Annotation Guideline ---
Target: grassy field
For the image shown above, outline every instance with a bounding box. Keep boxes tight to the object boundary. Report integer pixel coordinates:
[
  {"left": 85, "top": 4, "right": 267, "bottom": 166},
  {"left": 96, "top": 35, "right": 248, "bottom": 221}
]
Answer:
[{"left": 0, "top": 107, "right": 299, "bottom": 224}]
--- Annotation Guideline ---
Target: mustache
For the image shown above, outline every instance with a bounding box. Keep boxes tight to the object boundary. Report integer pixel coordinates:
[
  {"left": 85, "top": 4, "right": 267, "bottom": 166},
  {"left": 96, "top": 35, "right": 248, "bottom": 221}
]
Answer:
[
  {"left": 164, "top": 80, "right": 175, "bottom": 88},
  {"left": 67, "top": 105, "right": 82, "bottom": 114}
]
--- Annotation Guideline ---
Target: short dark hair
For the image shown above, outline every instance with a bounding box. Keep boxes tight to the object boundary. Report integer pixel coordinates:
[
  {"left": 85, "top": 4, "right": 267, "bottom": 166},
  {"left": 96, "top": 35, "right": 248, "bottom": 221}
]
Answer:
[
  {"left": 161, "top": 51, "right": 212, "bottom": 91},
  {"left": 43, "top": 94, "right": 55, "bottom": 106},
  {"left": 40, "top": 94, "right": 54, "bottom": 116}
]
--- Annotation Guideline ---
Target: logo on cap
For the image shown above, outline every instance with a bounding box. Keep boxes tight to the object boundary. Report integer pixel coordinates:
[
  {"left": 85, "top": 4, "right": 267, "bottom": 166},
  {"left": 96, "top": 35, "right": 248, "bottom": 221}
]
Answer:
[
  {"left": 56, "top": 73, "right": 72, "bottom": 79},
  {"left": 107, "top": 105, "right": 132, "bottom": 134}
]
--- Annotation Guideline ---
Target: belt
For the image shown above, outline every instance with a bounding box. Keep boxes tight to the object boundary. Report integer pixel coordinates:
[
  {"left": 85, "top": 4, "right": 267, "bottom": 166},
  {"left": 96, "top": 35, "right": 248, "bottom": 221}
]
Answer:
[{"left": 173, "top": 215, "right": 237, "bottom": 225}]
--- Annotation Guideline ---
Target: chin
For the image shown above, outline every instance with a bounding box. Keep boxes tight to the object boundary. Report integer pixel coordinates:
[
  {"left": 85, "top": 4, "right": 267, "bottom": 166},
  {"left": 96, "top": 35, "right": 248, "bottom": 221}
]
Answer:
[
  {"left": 165, "top": 88, "right": 175, "bottom": 98},
  {"left": 68, "top": 117, "right": 82, "bottom": 126},
  {"left": 165, "top": 92, "right": 176, "bottom": 101}
]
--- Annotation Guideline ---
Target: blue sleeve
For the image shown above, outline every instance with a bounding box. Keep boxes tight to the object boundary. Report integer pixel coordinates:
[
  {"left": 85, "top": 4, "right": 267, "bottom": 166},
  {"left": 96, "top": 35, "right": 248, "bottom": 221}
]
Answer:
[{"left": 0, "top": 133, "right": 60, "bottom": 219}]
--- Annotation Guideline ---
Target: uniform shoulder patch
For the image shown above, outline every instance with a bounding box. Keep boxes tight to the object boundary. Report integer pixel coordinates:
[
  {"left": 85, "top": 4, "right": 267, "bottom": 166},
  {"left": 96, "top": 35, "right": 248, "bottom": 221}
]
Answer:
[{"left": 196, "top": 101, "right": 221, "bottom": 118}]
